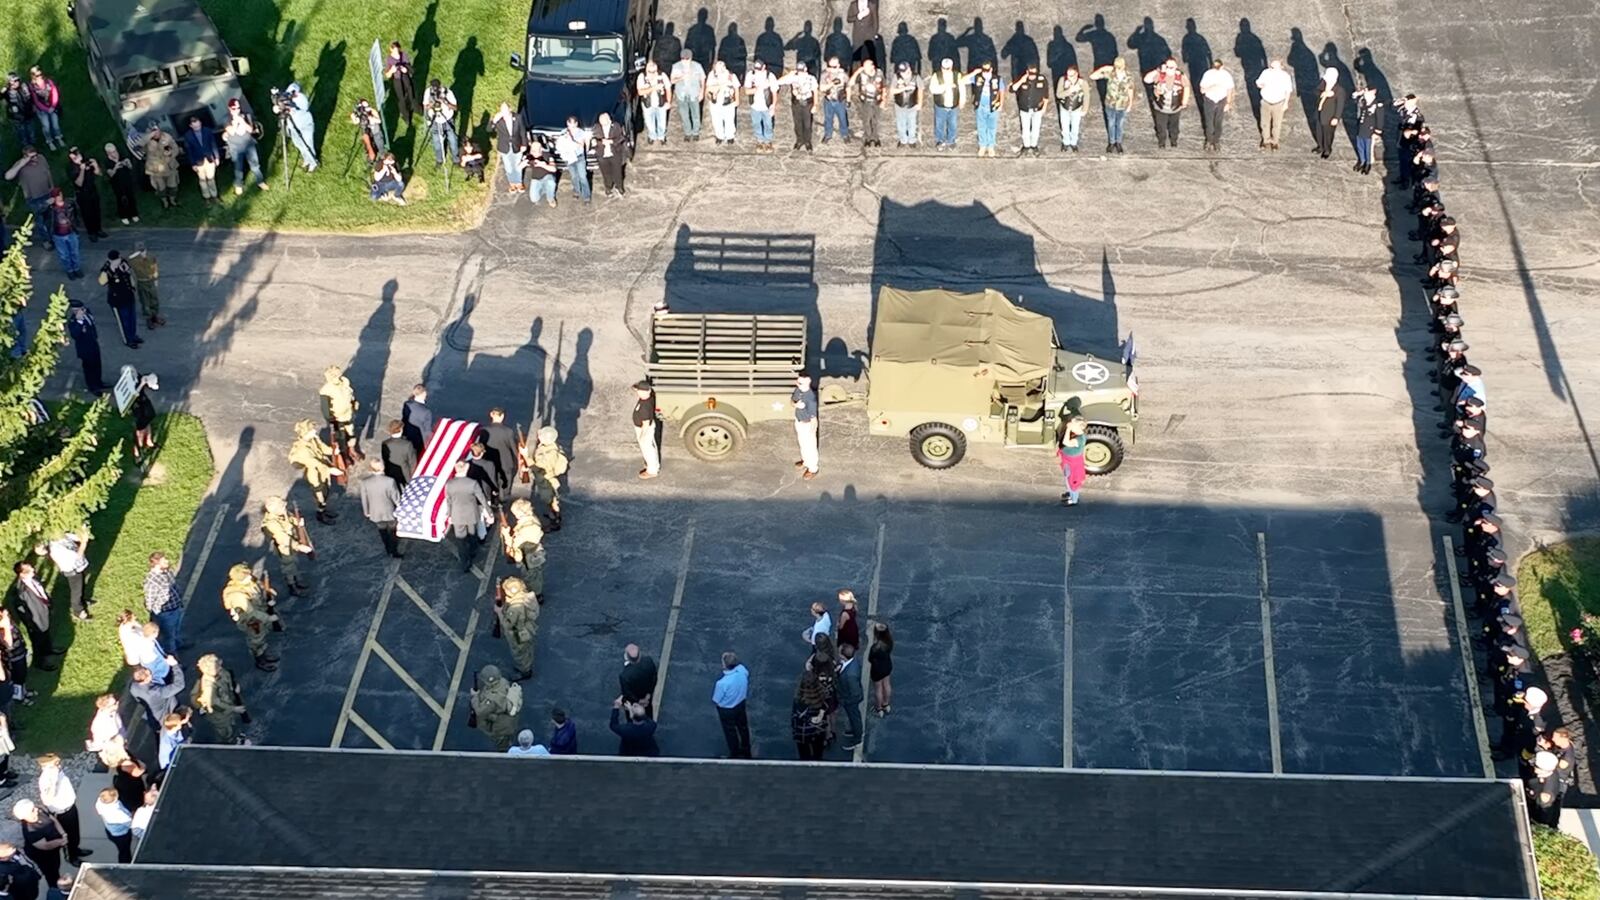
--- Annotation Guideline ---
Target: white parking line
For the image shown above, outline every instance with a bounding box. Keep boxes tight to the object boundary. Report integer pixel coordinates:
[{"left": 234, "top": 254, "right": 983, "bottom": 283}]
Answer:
[
  {"left": 1258, "top": 532, "right": 1283, "bottom": 774},
  {"left": 1442, "top": 535, "right": 1494, "bottom": 778},
  {"left": 856, "top": 522, "right": 887, "bottom": 764},
  {"left": 346, "top": 710, "right": 395, "bottom": 750},
  {"left": 1062, "top": 529, "right": 1076, "bottom": 769},
  {"left": 331, "top": 559, "right": 400, "bottom": 747},
  {"left": 179, "top": 502, "right": 230, "bottom": 607},
  {"left": 651, "top": 524, "right": 696, "bottom": 721},
  {"left": 434, "top": 534, "right": 495, "bottom": 750}
]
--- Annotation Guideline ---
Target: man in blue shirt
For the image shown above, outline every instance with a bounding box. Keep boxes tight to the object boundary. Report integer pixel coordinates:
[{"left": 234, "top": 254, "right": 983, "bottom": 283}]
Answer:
[
  {"left": 712, "top": 651, "right": 752, "bottom": 758},
  {"left": 792, "top": 372, "right": 819, "bottom": 480}
]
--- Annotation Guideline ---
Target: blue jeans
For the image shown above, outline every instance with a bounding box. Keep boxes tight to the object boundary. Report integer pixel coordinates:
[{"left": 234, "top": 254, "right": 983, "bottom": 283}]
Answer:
[
  {"left": 1106, "top": 109, "right": 1128, "bottom": 145},
  {"left": 52, "top": 231, "right": 81, "bottom": 275},
  {"left": 25, "top": 196, "right": 50, "bottom": 244},
  {"left": 677, "top": 96, "right": 701, "bottom": 137},
  {"left": 934, "top": 107, "right": 957, "bottom": 145},
  {"left": 1355, "top": 135, "right": 1373, "bottom": 165},
  {"left": 10, "top": 310, "right": 26, "bottom": 359},
  {"left": 35, "top": 108, "right": 61, "bottom": 145},
  {"left": 823, "top": 99, "right": 849, "bottom": 139},
  {"left": 153, "top": 608, "right": 184, "bottom": 652},
  {"left": 1058, "top": 108, "right": 1084, "bottom": 147},
  {"left": 976, "top": 107, "right": 997, "bottom": 149},
  {"left": 229, "top": 141, "right": 263, "bottom": 188},
  {"left": 529, "top": 174, "right": 556, "bottom": 203},
  {"left": 565, "top": 158, "right": 591, "bottom": 200},
  {"left": 499, "top": 150, "right": 522, "bottom": 186},
  {"left": 430, "top": 123, "right": 458, "bottom": 165},
  {"left": 11, "top": 119, "right": 34, "bottom": 149},
  {"left": 750, "top": 108, "right": 773, "bottom": 143},
  {"left": 288, "top": 118, "right": 318, "bottom": 168},
  {"left": 894, "top": 107, "right": 918, "bottom": 144},
  {"left": 644, "top": 106, "right": 668, "bottom": 141}
]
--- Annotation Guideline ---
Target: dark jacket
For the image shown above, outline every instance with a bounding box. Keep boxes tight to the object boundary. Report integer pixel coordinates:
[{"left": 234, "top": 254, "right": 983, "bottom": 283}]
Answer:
[
  {"left": 479, "top": 423, "right": 518, "bottom": 484},
  {"left": 609, "top": 708, "right": 660, "bottom": 756},
  {"left": 549, "top": 719, "right": 578, "bottom": 755},
  {"left": 67, "top": 312, "right": 100, "bottom": 359},
  {"left": 381, "top": 435, "right": 417, "bottom": 484},
  {"left": 443, "top": 475, "right": 488, "bottom": 531},
  {"left": 835, "top": 656, "right": 865, "bottom": 704},
  {"left": 846, "top": 0, "right": 879, "bottom": 45},
  {"left": 182, "top": 126, "right": 221, "bottom": 163},
  {"left": 401, "top": 398, "right": 433, "bottom": 449},
  {"left": 619, "top": 656, "right": 658, "bottom": 704}
]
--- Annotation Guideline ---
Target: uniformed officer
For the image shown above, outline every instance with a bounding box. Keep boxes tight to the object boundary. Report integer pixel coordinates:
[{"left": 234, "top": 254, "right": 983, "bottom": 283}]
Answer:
[
  {"left": 480, "top": 408, "right": 519, "bottom": 492},
  {"left": 528, "top": 426, "right": 569, "bottom": 530},
  {"left": 502, "top": 499, "right": 546, "bottom": 596},
  {"left": 260, "top": 496, "right": 312, "bottom": 595},
  {"left": 633, "top": 380, "right": 660, "bottom": 479},
  {"left": 319, "top": 365, "right": 362, "bottom": 462},
  {"left": 497, "top": 576, "right": 540, "bottom": 681},
  {"left": 1494, "top": 684, "right": 1547, "bottom": 761},
  {"left": 194, "top": 653, "right": 248, "bottom": 743},
  {"left": 1489, "top": 642, "right": 1533, "bottom": 721},
  {"left": 1527, "top": 750, "right": 1567, "bottom": 827},
  {"left": 1441, "top": 395, "right": 1486, "bottom": 438},
  {"left": 1447, "top": 474, "right": 1495, "bottom": 524},
  {"left": 1449, "top": 421, "right": 1485, "bottom": 473},
  {"left": 1430, "top": 340, "right": 1467, "bottom": 389},
  {"left": 1391, "top": 93, "right": 1424, "bottom": 185},
  {"left": 220, "top": 563, "right": 280, "bottom": 671},
  {"left": 288, "top": 419, "right": 340, "bottom": 524},
  {"left": 470, "top": 664, "right": 520, "bottom": 751}
]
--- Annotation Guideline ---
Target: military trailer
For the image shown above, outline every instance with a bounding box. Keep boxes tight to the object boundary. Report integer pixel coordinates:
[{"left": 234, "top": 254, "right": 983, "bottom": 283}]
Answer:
[
  {"left": 866, "top": 287, "right": 1137, "bottom": 473},
  {"left": 646, "top": 313, "right": 807, "bottom": 462},
  {"left": 68, "top": 0, "right": 252, "bottom": 153}
]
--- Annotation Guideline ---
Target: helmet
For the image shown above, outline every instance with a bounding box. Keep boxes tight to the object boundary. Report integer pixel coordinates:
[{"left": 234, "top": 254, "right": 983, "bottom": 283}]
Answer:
[
  {"left": 228, "top": 563, "right": 254, "bottom": 581},
  {"left": 511, "top": 498, "right": 534, "bottom": 519},
  {"left": 501, "top": 577, "right": 528, "bottom": 599},
  {"left": 537, "top": 426, "right": 558, "bottom": 444},
  {"left": 294, "top": 418, "right": 319, "bottom": 438}
]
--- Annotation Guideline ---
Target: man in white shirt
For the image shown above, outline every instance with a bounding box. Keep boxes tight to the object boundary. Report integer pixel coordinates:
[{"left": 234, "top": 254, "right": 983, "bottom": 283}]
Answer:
[
  {"left": 554, "top": 116, "right": 592, "bottom": 202},
  {"left": 637, "top": 60, "right": 672, "bottom": 144},
  {"left": 40, "top": 527, "right": 93, "bottom": 620},
  {"left": 1254, "top": 59, "right": 1294, "bottom": 150},
  {"left": 803, "top": 601, "right": 832, "bottom": 645},
  {"left": 744, "top": 60, "right": 780, "bottom": 152},
  {"left": 1197, "top": 60, "right": 1235, "bottom": 152},
  {"left": 705, "top": 60, "right": 740, "bottom": 144},
  {"left": 37, "top": 754, "right": 89, "bottom": 865},
  {"left": 95, "top": 788, "right": 135, "bottom": 862},
  {"left": 506, "top": 729, "right": 551, "bottom": 756},
  {"left": 778, "top": 62, "right": 819, "bottom": 150}
]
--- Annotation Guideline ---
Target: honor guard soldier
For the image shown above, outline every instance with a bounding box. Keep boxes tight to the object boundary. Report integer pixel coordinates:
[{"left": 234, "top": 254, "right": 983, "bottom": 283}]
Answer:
[
  {"left": 1442, "top": 394, "right": 1486, "bottom": 438},
  {"left": 1526, "top": 729, "right": 1577, "bottom": 785},
  {"left": 496, "top": 576, "right": 540, "bottom": 681},
  {"left": 470, "top": 665, "right": 521, "bottom": 751},
  {"left": 1490, "top": 641, "right": 1534, "bottom": 723},
  {"left": 288, "top": 419, "right": 340, "bottom": 524},
  {"left": 502, "top": 500, "right": 547, "bottom": 596},
  {"left": 194, "top": 653, "right": 248, "bottom": 743},
  {"left": 1494, "top": 684, "right": 1548, "bottom": 761},
  {"left": 319, "top": 365, "right": 363, "bottom": 462},
  {"left": 528, "top": 426, "right": 569, "bottom": 530},
  {"left": 1429, "top": 283, "right": 1460, "bottom": 321},
  {"left": 1392, "top": 93, "right": 1424, "bottom": 184},
  {"left": 1449, "top": 420, "right": 1486, "bottom": 470},
  {"left": 221, "top": 564, "right": 280, "bottom": 671},
  {"left": 260, "top": 497, "right": 312, "bottom": 595},
  {"left": 1431, "top": 339, "right": 1467, "bottom": 387}
]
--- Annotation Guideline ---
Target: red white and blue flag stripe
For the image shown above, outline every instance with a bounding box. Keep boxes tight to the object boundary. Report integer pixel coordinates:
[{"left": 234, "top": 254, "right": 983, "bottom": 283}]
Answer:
[{"left": 395, "top": 417, "right": 480, "bottom": 542}]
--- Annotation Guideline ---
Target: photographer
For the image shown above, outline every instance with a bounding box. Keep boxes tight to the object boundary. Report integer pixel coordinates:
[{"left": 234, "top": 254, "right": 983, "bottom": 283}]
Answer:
[
  {"left": 369, "top": 152, "right": 405, "bottom": 205},
  {"left": 222, "top": 98, "right": 267, "bottom": 194},
  {"left": 421, "top": 79, "right": 459, "bottom": 167},
  {"left": 270, "top": 83, "right": 318, "bottom": 172},
  {"left": 384, "top": 42, "right": 417, "bottom": 123},
  {"left": 349, "top": 99, "right": 384, "bottom": 164}
]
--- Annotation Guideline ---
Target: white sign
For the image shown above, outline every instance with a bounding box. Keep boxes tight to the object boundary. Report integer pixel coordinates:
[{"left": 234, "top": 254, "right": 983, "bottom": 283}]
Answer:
[
  {"left": 368, "top": 40, "right": 389, "bottom": 144},
  {"left": 113, "top": 365, "right": 140, "bottom": 413}
]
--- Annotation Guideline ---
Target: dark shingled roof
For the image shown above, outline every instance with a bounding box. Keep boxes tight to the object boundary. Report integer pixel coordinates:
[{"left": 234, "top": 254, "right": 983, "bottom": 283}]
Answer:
[
  {"left": 69, "top": 866, "right": 1537, "bottom": 900},
  {"left": 134, "top": 747, "right": 1537, "bottom": 898}
]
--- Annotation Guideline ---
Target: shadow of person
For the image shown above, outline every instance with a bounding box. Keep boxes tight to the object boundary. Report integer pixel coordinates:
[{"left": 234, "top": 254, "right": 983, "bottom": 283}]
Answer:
[
  {"left": 718, "top": 23, "right": 748, "bottom": 79},
  {"left": 823, "top": 337, "right": 864, "bottom": 381},
  {"left": 1319, "top": 41, "right": 1357, "bottom": 145},
  {"left": 755, "top": 16, "right": 785, "bottom": 73},
  {"left": 1233, "top": 17, "right": 1267, "bottom": 123},
  {"left": 1047, "top": 25, "right": 1078, "bottom": 81},
  {"left": 549, "top": 328, "right": 594, "bottom": 455},
  {"left": 927, "top": 17, "right": 959, "bottom": 70},
  {"left": 1127, "top": 16, "right": 1171, "bottom": 75},
  {"left": 890, "top": 21, "right": 922, "bottom": 73},
  {"left": 824, "top": 17, "right": 853, "bottom": 66},
  {"left": 410, "top": 1, "right": 441, "bottom": 96},
  {"left": 686, "top": 7, "right": 716, "bottom": 69},
  {"left": 654, "top": 21, "right": 682, "bottom": 69},
  {"left": 787, "top": 20, "right": 822, "bottom": 74},
  {"left": 453, "top": 36, "right": 485, "bottom": 145},
  {"left": 1077, "top": 13, "right": 1118, "bottom": 70},
  {"left": 349, "top": 279, "right": 397, "bottom": 441},
  {"left": 957, "top": 17, "right": 997, "bottom": 70},
  {"left": 310, "top": 40, "right": 347, "bottom": 159},
  {"left": 1287, "top": 27, "right": 1320, "bottom": 137},
  {"left": 1001, "top": 20, "right": 1040, "bottom": 80},
  {"left": 1180, "top": 18, "right": 1212, "bottom": 89}
]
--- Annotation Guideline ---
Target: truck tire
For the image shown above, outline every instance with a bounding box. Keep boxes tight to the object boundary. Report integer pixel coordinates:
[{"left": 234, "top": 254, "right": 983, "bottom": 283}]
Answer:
[
  {"left": 909, "top": 422, "right": 967, "bottom": 469},
  {"left": 1083, "top": 425, "right": 1126, "bottom": 475},
  {"left": 681, "top": 412, "right": 745, "bottom": 462}
]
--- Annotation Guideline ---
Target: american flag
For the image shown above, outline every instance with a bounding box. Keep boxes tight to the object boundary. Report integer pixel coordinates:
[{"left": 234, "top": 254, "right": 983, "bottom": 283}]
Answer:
[{"left": 395, "top": 417, "right": 481, "bottom": 542}]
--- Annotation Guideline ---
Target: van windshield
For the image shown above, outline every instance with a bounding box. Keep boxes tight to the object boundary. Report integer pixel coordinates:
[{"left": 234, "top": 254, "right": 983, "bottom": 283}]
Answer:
[
  {"left": 527, "top": 33, "right": 624, "bottom": 79},
  {"left": 174, "top": 57, "right": 229, "bottom": 83}
]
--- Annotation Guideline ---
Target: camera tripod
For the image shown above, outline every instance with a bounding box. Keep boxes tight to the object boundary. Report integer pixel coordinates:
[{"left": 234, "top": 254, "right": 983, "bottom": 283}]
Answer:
[{"left": 276, "top": 104, "right": 319, "bottom": 191}]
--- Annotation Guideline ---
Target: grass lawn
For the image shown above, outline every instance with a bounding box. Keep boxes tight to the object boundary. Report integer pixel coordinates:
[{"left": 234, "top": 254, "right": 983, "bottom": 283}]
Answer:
[
  {"left": 1534, "top": 824, "right": 1600, "bottom": 900},
  {"left": 1517, "top": 536, "right": 1600, "bottom": 662},
  {"left": 20, "top": 411, "right": 213, "bottom": 752},
  {"left": 3, "top": 0, "right": 526, "bottom": 232}
]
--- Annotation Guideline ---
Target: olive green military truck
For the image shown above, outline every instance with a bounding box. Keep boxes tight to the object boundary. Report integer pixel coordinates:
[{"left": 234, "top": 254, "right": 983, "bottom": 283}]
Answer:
[
  {"left": 68, "top": 0, "right": 252, "bottom": 152},
  {"left": 645, "top": 287, "right": 1138, "bottom": 472}
]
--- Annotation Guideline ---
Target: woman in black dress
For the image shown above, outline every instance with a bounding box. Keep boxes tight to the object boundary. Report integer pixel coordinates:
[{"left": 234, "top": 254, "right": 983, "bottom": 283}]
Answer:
[
  {"left": 868, "top": 620, "right": 894, "bottom": 716},
  {"left": 68, "top": 147, "right": 108, "bottom": 240},
  {"left": 103, "top": 143, "right": 141, "bottom": 224},
  {"left": 130, "top": 374, "right": 158, "bottom": 462}
]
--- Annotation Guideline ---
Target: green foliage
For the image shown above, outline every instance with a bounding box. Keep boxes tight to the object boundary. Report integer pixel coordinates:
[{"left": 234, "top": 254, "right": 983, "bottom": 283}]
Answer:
[
  {"left": 3, "top": 0, "right": 525, "bottom": 231},
  {"left": 0, "top": 235, "right": 124, "bottom": 559},
  {"left": 1534, "top": 824, "right": 1600, "bottom": 900},
  {"left": 19, "top": 411, "right": 214, "bottom": 751},
  {"left": 1518, "top": 537, "right": 1600, "bottom": 662}
]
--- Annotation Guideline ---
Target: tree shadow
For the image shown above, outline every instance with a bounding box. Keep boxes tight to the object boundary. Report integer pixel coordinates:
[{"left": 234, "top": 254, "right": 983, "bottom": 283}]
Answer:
[
  {"left": 686, "top": 8, "right": 716, "bottom": 69},
  {"left": 1180, "top": 18, "right": 1212, "bottom": 89},
  {"left": 927, "top": 17, "right": 959, "bottom": 70},
  {"left": 453, "top": 36, "right": 486, "bottom": 146},
  {"left": 956, "top": 17, "right": 997, "bottom": 70},
  {"left": 786, "top": 20, "right": 821, "bottom": 74},
  {"left": 1046, "top": 26, "right": 1078, "bottom": 81},
  {"left": 718, "top": 22, "right": 747, "bottom": 79},
  {"left": 309, "top": 40, "right": 348, "bottom": 160},
  {"left": 754, "top": 17, "right": 784, "bottom": 73},
  {"left": 890, "top": 22, "right": 922, "bottom": 74},
  {"left": 349, "top": 279, "right": 397, "bottom": 442},
  {"left": 1000, "top": 20, "right": 1039, "bottom": 81},
  {"left": 1233, "top": 18, "right": 1267, "bottom": 125}
]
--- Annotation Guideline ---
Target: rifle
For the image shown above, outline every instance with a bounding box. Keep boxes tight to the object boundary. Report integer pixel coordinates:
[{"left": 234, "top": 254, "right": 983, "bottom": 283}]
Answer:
[
  {"left": 516, "top": 424, "right": 531, "bottom": 484},
  {"left": 498, "top": 507, "right": 516, "bottom": 563},
  {"left": 466, "top": 669, "right": 480, "bottom": 728},
  {"left": 491, "top": 577, "right": 505, "bottom": 639},
  {"left": 259, "top": 571, "right": 284, "bottom": 632},
  {"left": 324, "top": 425, "right": 351, "bottom": 486},
  {"left": 291, "top": 501, "right": 317, "bottom": 560}
]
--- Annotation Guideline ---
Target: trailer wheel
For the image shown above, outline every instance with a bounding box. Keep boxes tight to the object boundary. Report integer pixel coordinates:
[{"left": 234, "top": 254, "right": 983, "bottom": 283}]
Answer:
[
  {"left": 1083, "top": 425, "right": 1126, "bottom": 475},
  {"left": 909, "top": 422, "right": 967, "bottom": 469},
  {"left": 682, "top": 412, "right": 746, "bottom": 462}
]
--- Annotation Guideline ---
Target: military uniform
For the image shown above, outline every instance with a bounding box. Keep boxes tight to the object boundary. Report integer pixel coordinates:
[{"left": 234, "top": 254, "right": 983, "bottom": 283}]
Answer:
[
  {"left": 503, "top": 500, "right": 547, "bottom": 595},
  {"left": 528, "top": 427, "right": 569, "bottom": 529},
  {"left": 319, "top": 367, "right": 363, "bottom": 461},
  {"left": 195, "top": 655, "right": 247, "bottom": 743},
  {"left": 221, "top": 564, "right": 280, "bottom": 671},
  {"left": 128, "top": 249, "right": 162, "bottom": 327},
  {"left": 288, "top": 419, "right": 339, "bottom": 523},
  {"left": 497, "top": 577, "right": 540, "bottom": 680},
  {"left": 260, "top": 497, "right": 310, "bottom": 592},
  {"left": 471, "top": 665, "right": 520, "bottom": 751}
]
